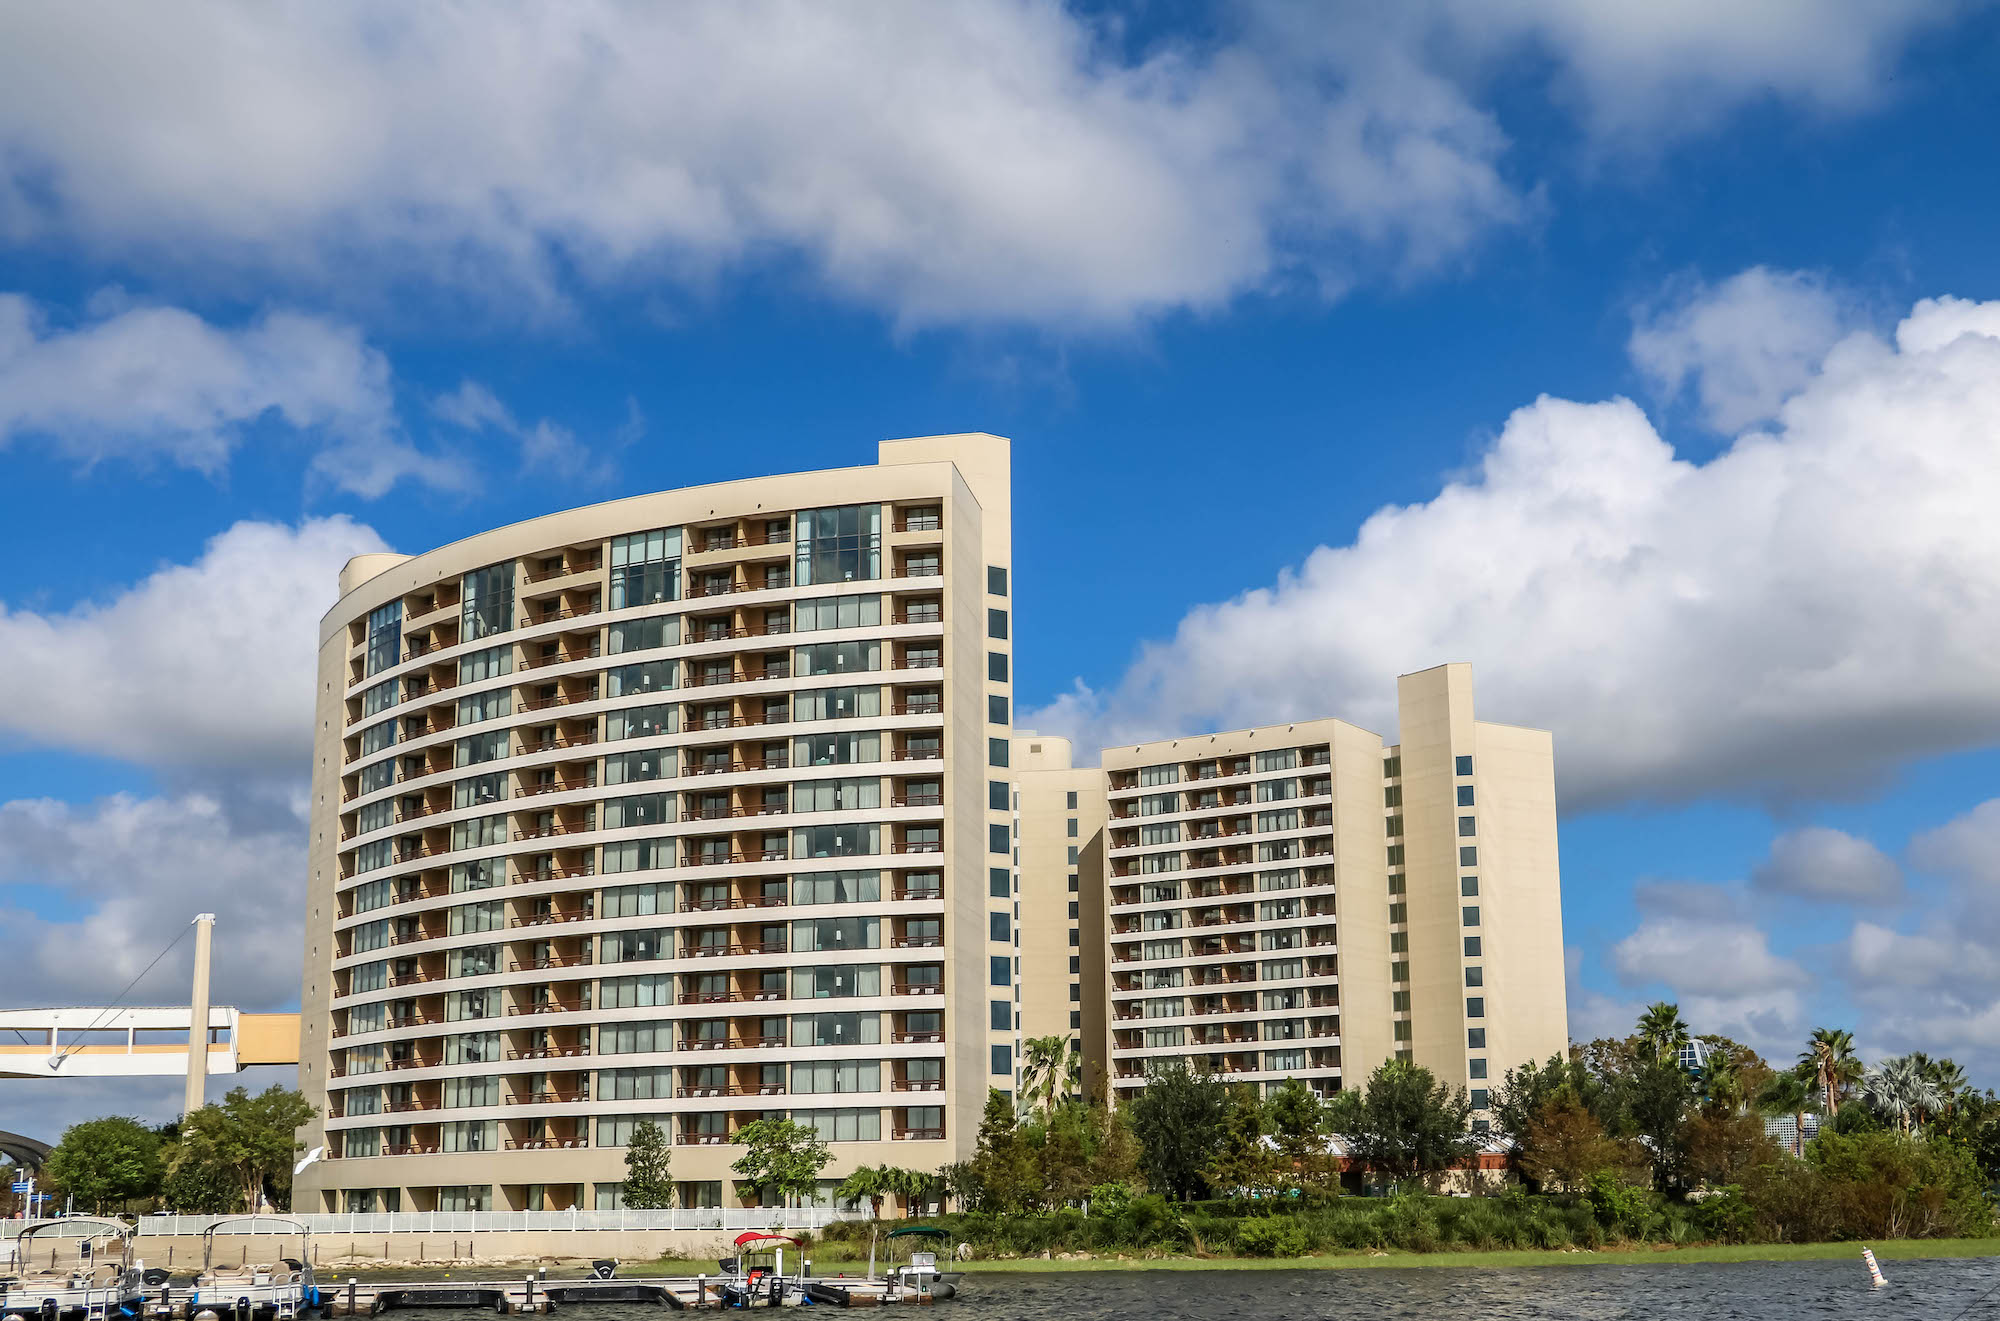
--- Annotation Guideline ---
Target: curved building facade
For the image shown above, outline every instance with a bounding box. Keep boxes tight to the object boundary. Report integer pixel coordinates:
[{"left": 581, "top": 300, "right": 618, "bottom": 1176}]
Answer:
[{"left": 296, "top": 434, "right": 1018, "bottom": 1213}]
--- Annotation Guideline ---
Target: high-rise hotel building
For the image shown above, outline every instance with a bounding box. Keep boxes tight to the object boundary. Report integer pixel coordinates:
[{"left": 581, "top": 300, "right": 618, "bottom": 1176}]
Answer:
[
  {"left": 1085, "top": 665, "right": 1566, "bottom": 1117},
  {"left": 296, "top": 434, "right": 1021, "bottom": 1213}
]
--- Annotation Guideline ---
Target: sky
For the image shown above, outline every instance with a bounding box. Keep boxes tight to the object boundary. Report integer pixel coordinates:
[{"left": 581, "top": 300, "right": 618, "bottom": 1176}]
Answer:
[{"left": 4, "top": 0, "right": 2000, "bottom": 1139}]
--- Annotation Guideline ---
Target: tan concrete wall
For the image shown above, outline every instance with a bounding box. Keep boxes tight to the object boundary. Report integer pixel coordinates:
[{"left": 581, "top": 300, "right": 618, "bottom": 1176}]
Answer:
[
  {"left": 1011, "top": 736, "right": 1106, "bottom": 1047},
  {"left": 134, "top": 1230, "right": 756, "bottom": 1270}
]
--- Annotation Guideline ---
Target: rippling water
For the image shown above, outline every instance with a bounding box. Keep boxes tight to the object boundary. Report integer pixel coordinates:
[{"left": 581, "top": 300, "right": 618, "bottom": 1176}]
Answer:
[{"left": 337, "top": 1255, "right": 2000, "bottom": 1321}]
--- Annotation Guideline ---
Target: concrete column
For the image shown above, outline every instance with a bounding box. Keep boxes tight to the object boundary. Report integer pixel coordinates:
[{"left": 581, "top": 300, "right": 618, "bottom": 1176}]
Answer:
[{"left": 185, "top": 914, "right": 216, "bottom": 1115}]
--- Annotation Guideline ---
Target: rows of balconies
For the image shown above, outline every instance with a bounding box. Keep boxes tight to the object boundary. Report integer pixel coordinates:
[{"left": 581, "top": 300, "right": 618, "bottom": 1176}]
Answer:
[
  {"left": 1111, "top": 953, "right": 1339, "bottom": 994},
  {"left": 1109, "top": 921, "right": 1337, "bottom": 961},
  {"left": 1109, "top": 896, "right": 1337, "bottom": 938},
  {"left": 1106, "top": 746, "right": 1334, "bottom": 796},
  {"left": 1107, "top": 836, "right": 1335, "bottom": 882},
  {"left": 1108, "top": 779, "right": 1335, "bottom": 823},
  {"left": 326, "top": 1061, "right": 946, "bottom": 1117},
  {"left": 1108, "top": 803, "right": 1335, "bottom": 848},
  {"left": 322, "top": 1105, "right": 948, "bottom": 1158},
  {"left": 1109, "top": 866, "right": 1336, "bottom": 910},
  {"left": 1112, "top": 987, "right": 1340, "bottom": 1022},
  {"left": 1112, "top": 1016, "right": 1340, "bottom": 1052}
]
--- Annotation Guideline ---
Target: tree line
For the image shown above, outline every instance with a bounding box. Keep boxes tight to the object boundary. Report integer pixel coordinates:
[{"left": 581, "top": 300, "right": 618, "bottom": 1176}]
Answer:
[{"left": 33, "top": 1086, "right": 315, "bottom": 1215}]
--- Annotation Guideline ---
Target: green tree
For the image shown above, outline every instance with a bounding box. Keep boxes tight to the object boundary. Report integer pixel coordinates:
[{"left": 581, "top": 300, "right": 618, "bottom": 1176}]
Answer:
[
  {"left": 44, "top": 1116, "right": 162, "bottom": 1213},
  {"left": 621, "top": 1120, "right": 674, "bottom": 1208},
  {"left": 1757, "top": 1071, "right": 1817, "bottom": 1157},
  {"left": 1518, "top": 1092, "right": 1632, "bottom": 1194},
  {"left": 1019, "top": 1035, "right": 1079, "bottom": 1118},
  {"left": 730, "top": 1118, "right": 830, "bottom": 1209},
  {"left": 1325, "top": 1059, "right": 1476, "bottom": 1191},
  {"left": 172, "top": 1085, "right": 316, "bottom": 1213},
  {"left": 1623, "top": 1054, "right": 1698, "bottom": 1193},
  {"left": 1861, "top": 1055, "right": 1945, "bottom": 1135},
  {"left": 1800, "top": 1027, "right": 1862, "bottom": 1118},
  {"left": 1635, "top": 1002, "right": 1691, "bottom": 1063},
  {"left": 1125, "top": 1061, "right": 1228, "bottom": 1202},
  {"left": 1263, "top": 1077, "right": 1334, "bottom": 1193},
  {"left": 1204, "top": 1085, "right": 1278, "bottom": 1196},
  {"left": 953, "top": 1089, "right": 1037, "bottom": 1212}
]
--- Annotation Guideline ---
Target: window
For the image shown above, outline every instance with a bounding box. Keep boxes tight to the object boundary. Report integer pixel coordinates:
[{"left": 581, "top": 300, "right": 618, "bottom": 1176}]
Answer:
[
  {"left": 1459, "top": 815, "right": 1476, "bottom": 837},
  {"left": 1469, "top": 1058, "right": 1488, "bottom": 1080},
  {"left": 1393, "top": 1020, "right": 1412, "bottom": 1042},
  {"left": 791, "top": 915, "right": 880, "bottom": 953},
  {"left": 797, "top": 686, "right": 882, "bottom": 721},
  {"left": 1389, "top": 932, "right": 1408, "bottom": 954},
  {"left": 989, "top": 999, "right": 1012, "bottom": 1031},
  {"left": 1471, "top": 1089, "right": 1490, "bottom": 1110},
  {"left": 988, "top": 781, "right": 1009, "bottom": 810},
  {"left": 365, "top": 602, "right": 402, "bottom": 676},
  {"left": 455, "top": 729, "right": 507, "bottom": 767},
  {"left": 1067, "top": 818, "right": 1078, "bottom": 838},
  {"left": 1461, "top": 876, "right": 1479, "bottom": 897},
  {"left": 601, "top": 929, "right": 670, "bottom": 963},
  {"left": 796, "top": 731, "right": 881, "bottom": 766},
  {"left": 1383, "top": 785, "right": 1401, "bottom": 808},
  {"left": 1255, "top": 749, "right": 1296, "bottom": 773},
  {"left": 1259, "top": 778, "right": 1300, "bottom": 802},
  {"left": 1067, "top": 846, "right": 1079, "bottom": 863},
  {"left": 1386, "top": 815, "right": 1403, "bottom": 837},
  {"left": 609, "top": 529, "right": 681, "bottom": 608},
  {"left": 989, "top": 738, "right": 1009, "bottom": 767},
  {"left": 1391, "top": 990, "right": 1410, "bottom": 1012},
  {"left": 989, "top": 867, "right": 1010, "bottom": 898},
  {"left": 792, "top": 777, "right": 882, "bottom": 812},
  {"left": 599, "top": 974, "right": 672, "bottom": 1009},
  {"left": 604, "top": 793, "right": 673, "bottom": 830},
  {"left": 1462, "top": 906, "right": 1480, "bottom": 927},
  {"left": 605, "top": 748, "right": 666, "bottom": 784},
  {"left": 791, "top": 1060, "right": 880, "bottom": 1095},
  {"left": 608, "top": 614, "right": 677, "bottom": 654},
  {"left": 989, "top": 823, "right": 1009, "bottom": 854},
  {"left": 458, "top": 644, "right": 512, "bottom": 685},
  {"left": 598, "top": 1067, "right": 673, "bottom": 1101},
  {"left": 797, "top": 505, "right": 882, "bottom": 585},
  {"left": 361, "top": 678, "right": 397, "bottom": 716},
  {"left": 461, "top": 562, "right": 514, "bottom": 640},
  {"left": 1139, "top": 764, "right": 1179, "bottom": 787},
  {"left": 991, "top": 1044, "right": 1011, "bottom": 1076},
  {"left": 987, "top": 565, "right": 1007, "bottom": 596},
  {"left": 990, "top": 912, "right": 1010, "bottom": 942},
  {"left": 1464, "top": 936, "right": 1482, "bottom": 957},
  {"left": 792, "top": 871, "right": 881, "bottom": 906},
  {"left": 1460, "top": 846, "right": 1478, "bottom": 866},
  {"left": 1067, "top": 791, "right": 1078, "bottom": 810},
  {"left": 791, "top": 823, "right": 879, "bottom": 858},
  {"left": 601, "top": 883, "right": 672, "bottom": 918},
  {"left": 1387, "top": 902, "right": 1407, "bottom": 925},
  {"left": 1466, "top": 997, "right": 1485, "bottom": 1018},
  {"left": 1457, "top": 785, "right": 1475, "bottom": 806},
  {"left": 988, "top": 652, "right": 1009, "bottom": 682},
  {"left": 603, "top": 836, "right": 673, "bottom": 874},
  {"left": 1456, "top": 754, "right": 1473, "bottom": 776},
  {"left": 795, "top": 594, "right": 881, "bottom": 631},
  {"left": 797, "top": 640, "right": 881, "bottom": 676},
  {"left": 989, "top": 955, "right": 1010, "bottom": 987},
  {"left": 456, "top": 689, "right": 509, "bottom": 726},
  {"left": 1256, "top": 808, "right": 1298, "bottom": 834},
  {"left": 793, "top": 965, "right": 881, "bottom": 1000},
  {"left": 987, "top": 608, "right": 1008, "bottom": 640},
  {"left": 1465, "top": 966, "right": 1483, "bottom": 987},
  {"left": 448, "top": 900, "right": 503, "bottom": 935},
  {"left": 608, "top": 703, "right": 676, "bottom": 740},
  {"left": 606, "top": 658, "right": 676, "bottom": 696},
  {"left": 1386, "top": 844, "right": 1404, "bottom": 867},
  {"left": 988, "top": 694, "right": 1009, "bottom": 724}
]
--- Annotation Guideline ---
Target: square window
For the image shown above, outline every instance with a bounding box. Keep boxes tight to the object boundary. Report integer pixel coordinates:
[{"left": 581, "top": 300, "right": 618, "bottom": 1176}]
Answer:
[
  {"left": 1459, "top": 846, "right": 1477, "bottom": 866},
  {"left": 989, "top": 866, "right": 1010, "bottom": 898},
  {"left": 1467, "top": 1028, "right": 1486, "bottom": 1049},
  {"left": 990, "top": 823, "right": 1011, "bottom": 854},
  {"left": 1461, "top": 876, "right": 1478, "bottom": 897},
  {"left": 1464, "top": 966, "right": 1483, "bottom": 988},
  {"left": 988, "top": 694, "right": 1010, "bottom": 724},
  {"left": 1067, "top": 818, "right": 1079, "bottom": 838},
  {"left": 987, "top": 608, "right": 1009, "bottom": 640},
  {"left": 1471, "top": 1089, "right": 1490, "bottom": 1110},
  {"left": 989, "top": 781, "right": 1009, "bottom": 811},
  {"left": 991, "top": 1044, "right": 1011, "bottom": 1075},
  {"left": 1462, "top": 905, "right": 1480, "bottom": 927},
  {"left": 990, "top": 1000, "right": 1010, "bottom": 1031},
  {"left": 987, "top": 566, "right": 1008, "bottom": 597},
  {"left": 1466, "top": 996, "right": 1485, "bottom": 1018},
  {"left": 990, "top": 912, "right": 1011, "bottom": 942},
  {"left": 1455, "top": 755, "right": 1473, "bottom": 776},
  {"left": 1463, "top": 936, "right": 1482, "bottom": 957},
  {"left": 1469, "top": 1058, "right": 1488, "bottom": 1080},
  {"left": 989, "top": 956, "right": 1010, "bottom": 987},
  {"left": 1458, "top": 815, "right": 1476, "bottom": 837},
  {"left": 1456, "top": 785, "right": 1475, "bottom": 807},
  {"left": 1067, "top": 791, "right": 1078, "bottom": 809},
  {"left": 988, "top": 651, "right": 1009, "bottom": 682},
  {"left": 989, "top": 738, "right": 1010, "bottom": 768}
]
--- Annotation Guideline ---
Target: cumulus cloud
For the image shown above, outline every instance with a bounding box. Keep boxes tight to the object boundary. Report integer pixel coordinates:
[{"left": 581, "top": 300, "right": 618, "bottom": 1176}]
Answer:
[
  {"left": 0, "top": 292, "right": 468, "bottom": 497},
  {"left": 0, "top": 516, "right": 387, "bottom": 773},
  {"left": 1751, "top": 825, "right": 1903, "bottom": 903},
  {"left": 0, "top": 793, "right": 306, "bottom": 1012},
  {"left": 1613, "top": 916, "right": 1809, "bottom": 998},
  {"left": 0, "top": 3, "right": 1953, "bottom": 328},
  {"left": 432, "top": 379, "right": 621, "bottom": 485},
  {"left": 1909, "top": 798, "right": 2000, "bottom": 895},
  {"left": 1629, "top": 267, "right": 1861, "bottom": 431},
  {"left": 1035, "top": 288, "right": 2000, "bottom": 810}
]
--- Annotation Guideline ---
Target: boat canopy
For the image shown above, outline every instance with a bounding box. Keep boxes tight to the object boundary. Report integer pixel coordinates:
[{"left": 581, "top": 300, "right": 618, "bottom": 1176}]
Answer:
[
  {"left": 732, "top": 1232, "right": 802, "bottom": 1248},
  {"left": 887, "top": 1226, "right": 951, "bottom": 1239},
  {"left": 19, "top": 1217, "right": 133, "bottom": 1243}
]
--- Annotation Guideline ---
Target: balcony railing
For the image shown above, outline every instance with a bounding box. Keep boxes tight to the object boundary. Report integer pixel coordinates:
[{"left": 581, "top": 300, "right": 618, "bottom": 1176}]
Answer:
[{"left": 891, "top": 1128, "right": 945, "bottom": 1141}]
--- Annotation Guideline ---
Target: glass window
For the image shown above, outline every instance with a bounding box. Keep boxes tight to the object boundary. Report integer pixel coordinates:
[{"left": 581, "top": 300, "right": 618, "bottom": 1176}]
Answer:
[
  {"left": 1467, "top": 1028, "right": 1486, "bottom": 1049},
  {"left": 991, "top": 1044, "right": 1011, "bottom": 1076},
  {"left": 1466, "top": 997, "right": 1485, "bottom": 1018},
  {"left": 791, "top": 1012, "right": 880, "bottom": 1048},
  {"left": 793, "top": 871, "right": 882, "bottom": 905},
  {"left": 987, "top": 652, "right": 1008, "bottom": 682},
  {"left": 608, "top": 703, "right": 676, "bottom": 740},
  {"left": 458, "top": 645, "right": 513, "bottom": 685},
  {"left": 795, "top": 595, "right": 881, "bottom": 631},
  {"left": 1464, "top": 936, "right": 1482, "bottom": 957},
  {"left": 1255, "top": 749, "right": 1296, "bottom": 772},
  {"left": 603, "top": 836, "right": 674, "bottom": 874},
  {"left": 793, "top": 1108, "right": 882, "bottom": 1143},
  {"left": 989, "top": 912, "right": 1010, "bottom": 942},
  {"left": 457, "top": 689, "right": 510, "bottom": 726},
  {"left": 1459, "top": 815, "right": 1477, "bottom": 837},
  {"left": 987, "top": 608, "right": 1008, "bottom": 640},
  {"left": 449, "top": 813, "right": 507, "bottom": 851},
  {"left": 1457, "top": 785, "right": 1475, "bottom": 807},
  {"left": 450, "top": 858, "right": 500, "bottom": 891},
  {"left": 1465, "top": 966, "right": 1484, "bottom": 987},
  {"left": 605, "top": 792, "right": 674, "bottom": 829},
  {"left": 365, "top": 602, "right": 402, "bottom": 677},
  {"left": 1460, "top": 846, "right": 1478, "bottom": 866},
  {"left": 987, "top": 694, "right": 1009, "bottom": 725},
  {"left": 1469, "top": 1058, "right": 1488, "bottom": 1080},
  {"left": 608, "top": 614, "right": 677, "bottom": 654},
  {"left": 988, "top": 738, "right": 1009, "bottom": 767},
  {"left": 602, "top": 882, "right": 672, "bottom": 918},
  {"left": 1139, "top": 764, "right": 1179, "bottom": 787},
  {"left": 792, "top": 823, "right": 880, "bottom": 858},
  {"left": 989, "top": 867, "right": 1010, "bottom": 898},
  {"left": 448, "top": 900, "right": 503, "bottom": 935},
  {"left": 361, "top": 679, "right": 397, "bottom": 716},
  {"left": 987, "top": 566, "right": 1007, "bottom": 596},
  {"left": 796, "top": 686, "right": 882, "bottom": 721},
  {"left": 606, "top": 658, "right": 676, "bottom": 697},
  {"left": 1461, "top": 876, "right": 1479, "bottom": 897},
  {"left": 988, "top": 823, "right": 1009, "bottom": 854},
  {"left": 461, "top": 562, "right": 515, "bottom": 640},
  {"left": 447, "top": 945, "right": 498, "bottom": 978},
  {"left": 1463, "top": 906, "right": 1480, "bottom": 927},
  {"left": 601, "top": 930, "right": 671, "bottom": 964},
  {"left": 1256, "top": 778, "right": 1299, "bottom": 802},
  {"left": 1456, "top": 755, "right": 1473, "bottom": 776},
  {"left": 792, "top": 777, "right": 882, "bottom": 812},
  {"left": 796, "top": 506, "right": 881, "bottom": 586},
  {"left": 605, "top": 749, "right": 666, "bottom": 784},
  {"left": 792, "top": 915, "right": 880, "bottom": 952},
  {"left": 790, "top": 1061, "right": 881, "bottom": 1095},
  {"left": 610, "top": 529, "right": 682, "bottom": 608},
  {"left": 792, "top": 965, "right": 881, "bottom": 1000},
  {"left": 599, "top": 974, "right": 673, "bottom": 1008}
]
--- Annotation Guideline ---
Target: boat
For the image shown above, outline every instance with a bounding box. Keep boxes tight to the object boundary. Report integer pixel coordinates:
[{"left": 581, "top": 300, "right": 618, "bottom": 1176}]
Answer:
[
  {"left": 885, "top": 1228, "right": 961, "bottom": 1303},
  {"left": 0, "top": 1217, "right": 146, "bottom": 1321},
  {"left": 185, "top": 1217, "right": 321, "bottom": 1321},
  {"left": 715, "top": 1233, "right": 799, "bottom": 1308}
]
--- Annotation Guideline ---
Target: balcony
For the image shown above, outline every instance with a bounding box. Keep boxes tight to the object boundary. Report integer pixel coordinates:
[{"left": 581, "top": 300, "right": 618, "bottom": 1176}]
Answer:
[
  {"left": 890, "top": 982, "right": 944, "bottom": 997},
  {"left": 890, "top": 1079, "right": 945, "bottom": 1092},
  {"left": 507, "top": 1000, "right": 587, "bottom": 1016},
  {"left": 505, "top": 1091, "right": 589, "bottom": 1106},
  {"left": 507, "top": 1045, "right": 592, "bottom": 1061},
  {"left": 676, "top": 1084, "right": 785, "bottom": 1099},
  {"left": 515, "top": 732, "right": 599, "bottom": 756},
  {"left": 680, "top": 941, "right": 788, "bottom": 959},
  {"left": 891, "top": 1031, "right": 943, "bottom": 1044},
  {"left": 891, "top": 1128, "right": 945, "bottom": 1141},
  {"left": 890, "top": 935, "right": 943, "bottom": 949},
  {"left": 677, "top": 990, "right": 786, "bottom": 1005},
  {"left": 515, "top": 777, "right": 597, "bottom": 798},
  {"left": 505, "top": 1137, "right": 591, "bottom": 1150}
]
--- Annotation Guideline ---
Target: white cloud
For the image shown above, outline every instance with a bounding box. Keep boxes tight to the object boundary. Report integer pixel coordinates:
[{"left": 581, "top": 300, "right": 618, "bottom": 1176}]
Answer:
[
  {"left": 0, "top": 516, "right": 386, "bottom": 773},
  {"left": 1034, "top": 288, "right": 2000, "bottom": 810},
  {"left": 1751, "top": 825, "right": 1903, "bottom": 903},
  {"left": 0, "top": 293, "right": 467, "bottom": 497},
  {"left": 1629, "top": 267, "right": 1860, "bottom": 431},
  {"left": 1613, "top": 916, "right": 1809, "bottom": 998},
  {"left": 0, "top": 3, "right": 1951, "bottom": 329},
  {"left": 1909, "top": 798, "right": 2000, "bottom": 895},
  {"left": 432, "top": 379, "right": 619, "bottom": 485},
  {"left": 0, "top": 792, "right": 306, "bottom": 1012}
]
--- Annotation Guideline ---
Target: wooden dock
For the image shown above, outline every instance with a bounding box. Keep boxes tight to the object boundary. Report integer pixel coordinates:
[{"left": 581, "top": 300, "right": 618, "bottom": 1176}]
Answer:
[{"left": 313, "top": 1273, "right": 930, "bottom": 1313}]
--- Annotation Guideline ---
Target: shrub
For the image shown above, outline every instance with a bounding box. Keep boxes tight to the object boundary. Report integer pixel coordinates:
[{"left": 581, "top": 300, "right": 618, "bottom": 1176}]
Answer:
[{"left": 1235, "top": 1218, "right": 1312, "bottom": 1257}]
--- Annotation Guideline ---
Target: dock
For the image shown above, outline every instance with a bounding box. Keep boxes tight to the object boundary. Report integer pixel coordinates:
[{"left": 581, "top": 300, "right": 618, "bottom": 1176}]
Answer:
[{"left": 305, "top": 1272, "right": 928, "bottom": 1313}]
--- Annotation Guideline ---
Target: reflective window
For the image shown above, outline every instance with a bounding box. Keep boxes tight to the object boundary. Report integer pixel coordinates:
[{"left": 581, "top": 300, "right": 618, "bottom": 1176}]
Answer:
[{"left": 796, "top": 506, "right": 882, "bottom": 586}]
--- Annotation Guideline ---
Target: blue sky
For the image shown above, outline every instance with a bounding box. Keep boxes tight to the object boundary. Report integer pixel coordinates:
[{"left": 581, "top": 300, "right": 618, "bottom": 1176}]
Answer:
[{"left": 4, "top": 1, "right": 2000, "bottom": 1132}]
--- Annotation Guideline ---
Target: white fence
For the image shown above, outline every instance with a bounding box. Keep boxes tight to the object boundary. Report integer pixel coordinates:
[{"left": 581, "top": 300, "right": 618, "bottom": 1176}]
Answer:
[{"left": 137, "top": 1209, "right": 864, "bottom": 1236}]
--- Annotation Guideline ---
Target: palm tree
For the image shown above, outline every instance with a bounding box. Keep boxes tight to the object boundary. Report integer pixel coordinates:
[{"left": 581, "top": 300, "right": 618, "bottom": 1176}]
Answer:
[
  {"left": 1020, "top": 1035, "right": 1077, "bottom": 1117},
  {"left": 1859, "top": 1055, "right": 1945, "bottom": 1135},
  {"left": 1756, "top": 1071, "right": 1816, "bottom": 1157},
  {"left": 1799, "top": 1028, "right": 1862, "bottom": 1118},
  {"left": 1913, "top": 1053, "right": 1972, "bottom": 1136},
  {"left": 1636, "top": 1002, "right": 1691, "bottom": 1063}
]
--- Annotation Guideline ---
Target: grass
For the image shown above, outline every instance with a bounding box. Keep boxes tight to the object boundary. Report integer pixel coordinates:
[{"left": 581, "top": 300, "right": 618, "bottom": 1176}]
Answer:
[{"left": 947, "top": 1238, "right": 2000, "bottom": 1272}]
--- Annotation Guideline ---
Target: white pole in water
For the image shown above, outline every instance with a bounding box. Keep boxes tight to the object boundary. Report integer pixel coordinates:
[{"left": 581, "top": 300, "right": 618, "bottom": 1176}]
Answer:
[{"left": 1862, "top": 1247, "right": 1887, "bottom": 1287}]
